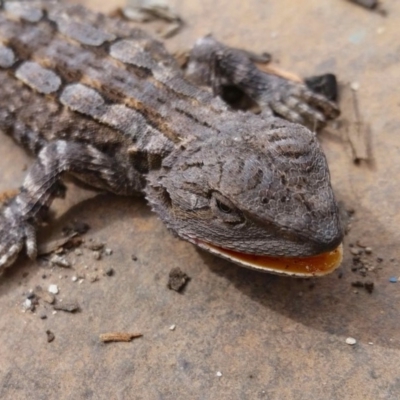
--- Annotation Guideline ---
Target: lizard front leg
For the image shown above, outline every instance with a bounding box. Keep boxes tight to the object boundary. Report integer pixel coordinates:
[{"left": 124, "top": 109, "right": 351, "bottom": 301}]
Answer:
[
  {"left": 186, "top": 35, "right": 339, "bottom": 126},
  {"left": 0, "top": 140, "right": 142, "bottom": 273}
]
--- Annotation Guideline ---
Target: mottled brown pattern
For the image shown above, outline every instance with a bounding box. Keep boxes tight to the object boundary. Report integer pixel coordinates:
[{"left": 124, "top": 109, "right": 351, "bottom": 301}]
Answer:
[{"left": 0, "top": 1, "right": 342, "bottom": 274}]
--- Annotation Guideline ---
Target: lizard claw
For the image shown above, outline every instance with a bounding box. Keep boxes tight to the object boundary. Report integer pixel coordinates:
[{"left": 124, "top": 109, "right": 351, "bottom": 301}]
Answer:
[
  {"left": 263, "top": 80, "right": 340, "bottom": 128},
  {"left": 0, "top": 207, "right": 37, "bottom": 274}
]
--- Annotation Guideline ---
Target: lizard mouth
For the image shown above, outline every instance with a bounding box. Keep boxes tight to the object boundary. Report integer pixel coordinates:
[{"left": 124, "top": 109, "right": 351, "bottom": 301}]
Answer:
[{"left": 195, "top": 240, "right": 343, "bottom": 277}]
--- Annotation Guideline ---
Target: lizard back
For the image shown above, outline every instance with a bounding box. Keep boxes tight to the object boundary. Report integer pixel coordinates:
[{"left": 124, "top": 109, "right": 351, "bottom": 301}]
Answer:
[{"left": 0, "top": 2, "right": 230, "bottom": 165}]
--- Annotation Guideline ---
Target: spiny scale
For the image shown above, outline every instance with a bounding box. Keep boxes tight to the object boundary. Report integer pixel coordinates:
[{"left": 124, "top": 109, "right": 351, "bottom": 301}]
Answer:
[{"left": 0, "top": 1, "right": 230, "bottom": 162}]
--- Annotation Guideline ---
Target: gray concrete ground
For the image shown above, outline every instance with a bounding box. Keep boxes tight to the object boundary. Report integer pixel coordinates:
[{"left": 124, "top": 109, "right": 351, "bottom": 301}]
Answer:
[{"left": 0, "top": 0, "right": 399, "bottom": 399}]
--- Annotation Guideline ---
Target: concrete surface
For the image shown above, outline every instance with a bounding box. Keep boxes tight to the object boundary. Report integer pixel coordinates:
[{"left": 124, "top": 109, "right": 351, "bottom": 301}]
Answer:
[{"left": 0, "top": 0, "right": 400, "bottom": 399}]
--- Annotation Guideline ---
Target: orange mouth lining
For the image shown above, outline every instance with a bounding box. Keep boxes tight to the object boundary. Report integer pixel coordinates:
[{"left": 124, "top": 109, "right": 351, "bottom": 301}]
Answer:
[{"left": 196, "top": 240, "right": 343, "bottom": 277}]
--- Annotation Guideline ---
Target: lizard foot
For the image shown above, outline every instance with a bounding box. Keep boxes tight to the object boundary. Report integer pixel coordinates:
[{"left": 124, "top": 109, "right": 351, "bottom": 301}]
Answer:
[
  {"left": 261, "top": 78, "right": 340, "bottom": 127},
  {"left": 0, "top": 207, "right": 37, "bottom": 273}
]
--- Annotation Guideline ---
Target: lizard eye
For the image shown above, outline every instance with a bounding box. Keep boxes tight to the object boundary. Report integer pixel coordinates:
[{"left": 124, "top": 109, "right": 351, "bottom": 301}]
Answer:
[
  {"left": 211, "top": 192, "right": 244, "bottom": 224},
  {"left": 216, "top": 199, "right": 232, "bottom": 214}
]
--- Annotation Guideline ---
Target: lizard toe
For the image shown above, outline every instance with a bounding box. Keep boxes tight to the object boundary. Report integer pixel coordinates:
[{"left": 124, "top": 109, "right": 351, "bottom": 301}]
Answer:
[
  {"left": 300, "top": 87, "right": 340, "bottom": 120},
  {"left": 271, "top": 100, "right": 305, "bottom": 124}
]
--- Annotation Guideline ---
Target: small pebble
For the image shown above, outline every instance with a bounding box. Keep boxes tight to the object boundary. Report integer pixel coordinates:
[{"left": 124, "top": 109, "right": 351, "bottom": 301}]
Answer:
[
  {"left": 71, "top": 276, "right": 78, "bottom": 282},
  {"left": 350, "top": 82, "right": 360, "bottom": 91},
  {"left": 389, "top": 277, "right": 398, "bottom": 283},
  {"left": 350, "top": 248, "right": 361, "bottom": 256},
  {"left": 50, "top": 255, "right": 71, "bottom": 268},
  {"left": 87, "top": 272, "right": 99, "bottom": 283},
  {"left": 35, "top": 286, "right": 55, "bottom": 304},
  {"left": 131, "top": 254, "right": 138, "bottom": 261},
  {"left": 53, "top": 301, "right": 80, "bottom": 312},
  {"left": 104, "top": 248, "right": 113, "bottom": 256},
  {"left": 345, "top": 337, "right": 357, "bottom": 345},
  {"left": 365, "top": 247, "right": 372, "bottom": 254},
  {"left": 74, "top": 249, "right": 83, "bottom": 256},
  {"left": 87, "top": 241, "right": 105, "bottom": 251},
  {"left": 105, "top": 267, "right": 114, "bottom": 277},
  {"left": 93, "top": 251, "right": 102, "bottom": 260},
  {"left": 26, "top": 291, "right": 36, "bottom": 300},
  {"left": 46, "top": 330, "right": 55, "bottom": 343},
  {"left": 40, "top": 313, "right": 47, "bottom": 320},
  {"left": 22, "top": 298, "right": 33, "bottom": 310},
  {"left": 169, "top": 324, "right": 176, "bottom": 331},
  {"left": 48, "top": 284, "right": 59, "bottom": 294},
  {"left": 216, "top": 371, "right": 223, "bottom": 377}
]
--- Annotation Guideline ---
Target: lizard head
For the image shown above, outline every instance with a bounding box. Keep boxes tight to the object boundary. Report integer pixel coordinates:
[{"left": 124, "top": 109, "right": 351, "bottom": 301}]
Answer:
[{"left": 146, "top": 115, "right": 343, "bottom": 276}]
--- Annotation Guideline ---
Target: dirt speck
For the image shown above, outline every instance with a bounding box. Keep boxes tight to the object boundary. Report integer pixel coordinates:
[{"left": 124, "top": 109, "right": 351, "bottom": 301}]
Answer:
[{"left": 168, "top": 267, "right": 190, "bottom": 292}]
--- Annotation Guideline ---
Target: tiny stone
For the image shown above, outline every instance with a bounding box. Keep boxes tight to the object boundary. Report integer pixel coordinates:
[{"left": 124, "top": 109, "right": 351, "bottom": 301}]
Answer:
[
  {"left": 87, "top": 273, "right": 99, "bottom": 283},
  {"left": 78, "top": 279, "right": 84, "bottom": 284},
  {"left": 48, "top": 284, "right": 59, "bottom": 294},
  {"left": 368, "top": 342, "right": 373, "bottom": 345},
  {"left": 40, "top": 313, "right": 47, "bottom": 320},
  {"left": 169, "top": 324, "right": 176, "bottom": 331},
  {"left": 350, "top": 81, "right": 360, "bottom": 91},
  {"left": 53, "top": 301, "right": 80, "bottom": 312},
  {"left": 345, "top": 337, "right": 357, "bottom": 345},
  {"left": 350, "top": 248, "right": 361, "bottom": 256},
  {"left": 131, "top": 254, "right": 138, "bottom": 261},
  {"left": 87, "top": 241, "right": 105, "bottom": 251},
  {"left": 389, "top": 276, "right": 398, "bottom": 283},
  {"left": 74, "top": 249, "right": 83, "bottom": 256},
  {"left": 71, "top": 276, "right": 78, "bottom": 282},
  {"left": 46, "top": 330, "right": 55, "bottom": 343},
  {"left": 365, "top": 247, "right": 372, "bottom": 254},
  {"left": 104, "top": 248, "right": 113, "bottom": 256},
  {"left": 50, "top": 255, "right": 71, "bottom": 268},
  {"left": 26, "top": 292, "right": 36, "bottom": 300},
  {"left": 105, "top": 267, "right": 114, "bottom": 277},
  {"left": 167, "top": 267, "right": 190, "bottom": 292},
  {"left": 35, "top": 285, "right": 55, "bottom": 304},
  {"left": 22, "top": 298, "right": 33, "bottom": 310},
  {"left": 52, "top": 310, "right": 57, "bottom": 315},
  {"left": 93, "top": 251, "right": 102, "bottom": 260},
  {"left": 42, "top": 274, "right": 47, "bottom": 279},
  {"left": 216, "top": 371, "right": 223, "bottom": 377}
]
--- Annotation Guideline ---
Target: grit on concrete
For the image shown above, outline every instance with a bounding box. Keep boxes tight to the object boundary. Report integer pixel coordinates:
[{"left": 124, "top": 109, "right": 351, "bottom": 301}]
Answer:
[{"left": 0, "top": 1, "right": 399, "bottom": 399}]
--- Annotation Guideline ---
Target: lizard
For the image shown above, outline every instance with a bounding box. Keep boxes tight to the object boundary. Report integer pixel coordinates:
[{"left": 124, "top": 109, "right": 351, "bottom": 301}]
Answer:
[{"left": 0, "top": 1, "right": 344, "bottom": 277}]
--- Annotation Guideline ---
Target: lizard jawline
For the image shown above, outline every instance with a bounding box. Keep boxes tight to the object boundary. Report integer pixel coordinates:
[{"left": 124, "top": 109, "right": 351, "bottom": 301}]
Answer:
[{"left": 195, "top": 240, "right": 343, "bottom": 277}]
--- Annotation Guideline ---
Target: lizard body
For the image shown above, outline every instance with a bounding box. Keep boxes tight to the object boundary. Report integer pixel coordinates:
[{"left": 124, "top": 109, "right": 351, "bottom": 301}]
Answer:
[{"left": 0, "top": 1, "right": 343, "bottom": 276}]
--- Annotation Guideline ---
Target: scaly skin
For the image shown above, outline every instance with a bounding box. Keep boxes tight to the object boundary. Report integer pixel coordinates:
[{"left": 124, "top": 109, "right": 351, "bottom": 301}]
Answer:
[{"left": 0, "top": 2, "right": 343, "bottom": 275}]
